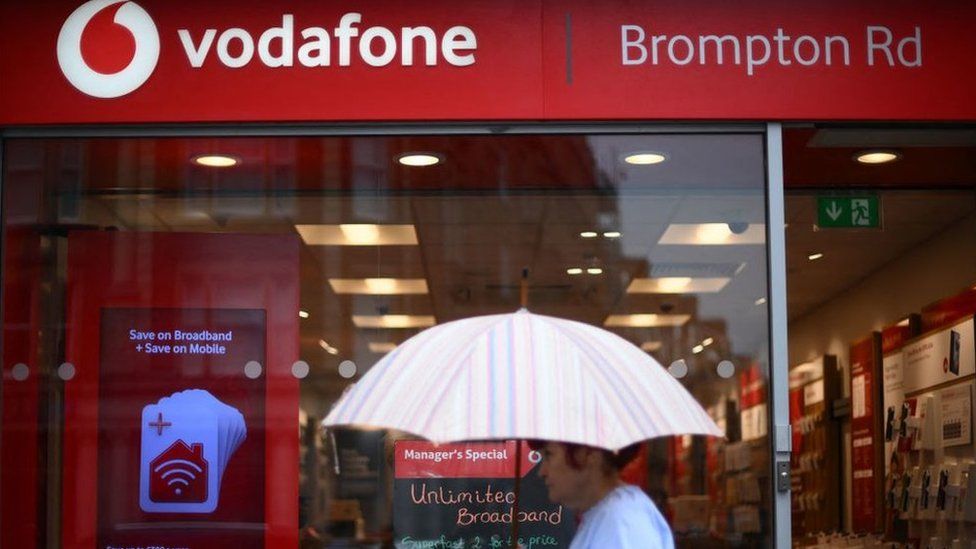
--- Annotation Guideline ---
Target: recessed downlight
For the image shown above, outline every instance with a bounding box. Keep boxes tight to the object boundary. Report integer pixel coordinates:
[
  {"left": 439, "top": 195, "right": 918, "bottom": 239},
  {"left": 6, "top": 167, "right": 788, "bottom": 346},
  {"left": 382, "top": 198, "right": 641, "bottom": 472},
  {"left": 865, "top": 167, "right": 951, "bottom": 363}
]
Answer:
[
  {"left": 328, "top": 278, "right": 428, "bottom": 295},
  {"left": 603, "top": 231, "right": 621, "bottom": 238},
  {"left": 808, "top": 252, "right": 824, "bottom": 261},
  {"left": 397, "top": 152, "right": 443, "bottom": 167},
  {"left": 640, "top": 341, "right": 662, "bottom": 352},
  {"left": 604, "top": 314, "right": 691, "bottom": 328},
  {"left": 855, "top": 150, "right": 901, "bottom": 165},
  {"left": 319, "top": 339, "right": 339, "bottom": 355},
  {"left": 622, "top": 151, "right": 667, "bottom": 165},
  {"left": 193, "top": 154, "right": 239, "bottom": 167},
  {"left": 567, "top": 267, "right": 583, "bottom": 275},
  {"left": 295, "top": 224, "right": 418, "bottom": 246},
  {"left": 298, "top": 310, "right": 309, "bottom": 319},
  {"left": 586, "top": 267, "right": 604, "bottom": 275},
  {"left": 368, "top": 342, "right": 398, "bottom": 354},
  {"left": 580, "top": 231, "right": 599, "bottom": 238}
]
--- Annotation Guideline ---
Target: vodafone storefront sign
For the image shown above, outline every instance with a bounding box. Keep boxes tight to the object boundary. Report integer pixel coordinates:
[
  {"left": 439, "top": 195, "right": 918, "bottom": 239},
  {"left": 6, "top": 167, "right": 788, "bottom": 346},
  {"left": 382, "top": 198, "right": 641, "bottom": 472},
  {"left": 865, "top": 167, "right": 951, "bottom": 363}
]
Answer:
[
  {"left": 57, "top": 1, "right": 477, "bottom": 98},
  {"left": 3, "top": 0, "right": 976, "bottom": 123},
  {"left": 178, "top": 14, "right": 476, "bottom": 70},
  {"left": 57, "top": 0, "right": 159, "bottom": 98}
]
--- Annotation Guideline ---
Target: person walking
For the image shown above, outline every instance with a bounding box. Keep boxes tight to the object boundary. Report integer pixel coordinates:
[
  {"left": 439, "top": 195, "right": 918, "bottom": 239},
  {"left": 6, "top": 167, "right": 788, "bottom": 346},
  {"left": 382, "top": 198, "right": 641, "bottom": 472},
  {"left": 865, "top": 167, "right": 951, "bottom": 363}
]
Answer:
[{"left": 534, "top": 441, "right": 675, "bottom": 549}]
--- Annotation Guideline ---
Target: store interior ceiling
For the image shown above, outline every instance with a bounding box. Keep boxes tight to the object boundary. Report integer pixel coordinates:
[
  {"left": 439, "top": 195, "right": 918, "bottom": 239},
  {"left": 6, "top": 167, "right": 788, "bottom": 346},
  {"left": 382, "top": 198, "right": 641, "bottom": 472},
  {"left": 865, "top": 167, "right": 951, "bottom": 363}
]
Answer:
[
  {"left": 7, "top": 126, "right": 976, "bottom": 402},
  {"left": 783, "top": 126, "right": 976, "bottom": 320}
]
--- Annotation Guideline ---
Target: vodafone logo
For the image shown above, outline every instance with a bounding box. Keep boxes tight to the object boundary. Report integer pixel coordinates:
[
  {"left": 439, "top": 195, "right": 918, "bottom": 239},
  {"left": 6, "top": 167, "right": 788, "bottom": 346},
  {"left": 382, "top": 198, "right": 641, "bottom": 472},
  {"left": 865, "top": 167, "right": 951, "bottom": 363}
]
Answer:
[{"left": 57, "top": 0, "right": 160, "bottom": 98}]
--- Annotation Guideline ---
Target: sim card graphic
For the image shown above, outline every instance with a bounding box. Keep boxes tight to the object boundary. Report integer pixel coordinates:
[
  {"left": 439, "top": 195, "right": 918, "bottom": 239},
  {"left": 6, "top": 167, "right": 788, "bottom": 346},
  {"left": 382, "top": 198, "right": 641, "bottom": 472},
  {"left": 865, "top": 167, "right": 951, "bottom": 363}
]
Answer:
[{"left": 139, "top": 389, "right": 246, "bottom": 513}]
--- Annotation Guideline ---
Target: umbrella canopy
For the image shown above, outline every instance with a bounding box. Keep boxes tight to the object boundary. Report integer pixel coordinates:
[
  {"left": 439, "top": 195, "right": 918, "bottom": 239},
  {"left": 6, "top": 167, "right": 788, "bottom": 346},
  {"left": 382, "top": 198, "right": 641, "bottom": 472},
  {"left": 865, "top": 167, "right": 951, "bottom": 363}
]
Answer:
[{"left": 324, "top": 309, "right": 722, "bottom": 450}]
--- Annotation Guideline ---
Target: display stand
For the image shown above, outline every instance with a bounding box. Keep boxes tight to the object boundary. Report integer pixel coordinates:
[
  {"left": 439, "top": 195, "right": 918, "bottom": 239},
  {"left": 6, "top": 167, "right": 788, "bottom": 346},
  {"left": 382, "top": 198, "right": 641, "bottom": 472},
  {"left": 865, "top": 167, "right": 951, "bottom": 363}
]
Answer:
[
  {"left": 789, "top": 355, "right": 842, "bottom": 538},
  {"left": 849, "top": 333, "right": 884, "bottom": 534},
  {"left": 880, "top": 319, "right": 918, "bottom": 543},
  {"left": 897, "top": 312, "right": 976, "bottom": 548}
]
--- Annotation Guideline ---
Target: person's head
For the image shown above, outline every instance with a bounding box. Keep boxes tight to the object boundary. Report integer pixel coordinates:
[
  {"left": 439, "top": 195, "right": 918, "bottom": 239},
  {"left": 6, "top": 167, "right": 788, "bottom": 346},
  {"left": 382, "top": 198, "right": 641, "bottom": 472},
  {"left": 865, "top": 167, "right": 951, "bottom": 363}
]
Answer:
[{"left": 529, "top": 441, "right": 641, "bottom": 511}]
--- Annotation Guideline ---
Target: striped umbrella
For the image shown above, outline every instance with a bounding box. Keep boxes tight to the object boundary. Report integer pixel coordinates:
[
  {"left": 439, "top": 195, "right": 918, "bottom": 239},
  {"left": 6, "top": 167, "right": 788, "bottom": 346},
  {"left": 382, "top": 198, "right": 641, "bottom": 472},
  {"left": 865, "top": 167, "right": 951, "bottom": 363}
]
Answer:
[{"left": 324, "top": 308, "right": 722, "bottom": 449}]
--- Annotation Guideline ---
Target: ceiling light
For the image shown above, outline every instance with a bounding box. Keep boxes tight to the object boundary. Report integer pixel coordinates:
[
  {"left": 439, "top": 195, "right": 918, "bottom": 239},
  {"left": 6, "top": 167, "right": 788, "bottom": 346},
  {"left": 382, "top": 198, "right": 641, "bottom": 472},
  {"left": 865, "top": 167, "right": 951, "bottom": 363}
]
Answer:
[
  {"left": 697, "top": 223, "right": 732, "bottom": 244},
  {"left": 603, "top": 231, "right": 621, "bottom": 238},
  {"left": 368, "top": 342, "right": 398, "bottom": 354},
  {"left": 702, "top": 337, "right": 714, "bottom": 346},
  {"left": 658, "top": 223, "right": 766, "bottom": 245},
  {"left": 755, "top": 297, "right": 767, "bottom": 306},
  {"left": 640, "top": 341, "right": 662, "bottom": 352},
  {"left": 299, "top": 310, "right": 310, "bottom": 319},
  {"left": 352, "top": 315, "right": 437, "bottom": 329},
  {"left": 580, "top": 231, "right": 598, "bottom": 238},
  {"left": 808, "top": 253, "right": 824, "bottom": 261},
  {"left": 328, "top": 278, "right": 429, "bottom": 295},
  {"left": 318, "top": 339, "right": 339, "bottom": 355},
  {"left": 896, "top": 318, "right": 910, "bottom": 327},
  {"left": 604, "top": 314, "right": 691, "bottom": 328},
  {"left": 397, "top": 153, "right": 443, "bottom": 167},
  {"left": 295, "top": 224, "right": 418, "bottom": 246},
  {"left": 587, "top": 268, "right": 604, "bottom": 275},
  {"left": 692, "top": 344, "right": 705, "bottom": 354},
  {"left": 855, "top": 150, "right": 901, "bottom": 165},
  {"left": 627, "top": 277, "right": 730, "bottom": 294},
  {"left": 193, "top": 154, "right": 239, "bottom": 167},
  {"left": 340, "top": 224, "right": 380, "bottom": 244},
  {"left": 567, "top": 268, "right": 583, "bottom": 275},
  {"left": 622, "top": 151, "right": 667, "bottom": 165},
  {"left": 657, "top": 277, "right": 691, "bottom": 292}
]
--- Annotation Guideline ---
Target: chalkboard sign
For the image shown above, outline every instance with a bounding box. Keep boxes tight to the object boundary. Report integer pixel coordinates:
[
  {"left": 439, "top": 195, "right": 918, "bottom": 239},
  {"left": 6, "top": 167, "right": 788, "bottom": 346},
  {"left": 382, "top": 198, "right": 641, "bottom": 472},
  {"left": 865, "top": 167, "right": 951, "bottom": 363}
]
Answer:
[{"left": 393, "top": 441, "right": 575, "bottom": 548}]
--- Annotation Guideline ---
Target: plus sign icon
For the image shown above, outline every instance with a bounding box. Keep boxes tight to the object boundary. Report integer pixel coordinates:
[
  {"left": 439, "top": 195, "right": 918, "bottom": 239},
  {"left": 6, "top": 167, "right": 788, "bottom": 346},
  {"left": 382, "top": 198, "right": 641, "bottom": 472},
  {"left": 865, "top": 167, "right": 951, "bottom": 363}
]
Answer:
[{"left": 139, "top": 389, "right": 246, "bottom": 513}]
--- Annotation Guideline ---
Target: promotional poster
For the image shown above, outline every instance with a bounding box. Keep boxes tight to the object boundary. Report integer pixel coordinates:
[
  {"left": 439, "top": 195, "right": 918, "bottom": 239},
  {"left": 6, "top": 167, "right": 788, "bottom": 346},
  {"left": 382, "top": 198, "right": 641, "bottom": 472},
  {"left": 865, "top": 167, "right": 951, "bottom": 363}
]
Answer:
[
  {"left": 98, "top": 307, "right": 266, "bottom": 548},
  {"left": 393, "top": 440, "right": 575, "bottom": 548}
]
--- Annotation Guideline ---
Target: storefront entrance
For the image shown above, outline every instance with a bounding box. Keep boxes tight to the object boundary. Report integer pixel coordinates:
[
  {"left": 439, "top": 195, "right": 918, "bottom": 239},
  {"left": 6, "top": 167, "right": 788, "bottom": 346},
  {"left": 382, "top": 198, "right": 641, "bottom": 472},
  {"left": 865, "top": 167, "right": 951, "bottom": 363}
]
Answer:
[{"left": 2, "top": 128, "right": 780, "bottom": 548}]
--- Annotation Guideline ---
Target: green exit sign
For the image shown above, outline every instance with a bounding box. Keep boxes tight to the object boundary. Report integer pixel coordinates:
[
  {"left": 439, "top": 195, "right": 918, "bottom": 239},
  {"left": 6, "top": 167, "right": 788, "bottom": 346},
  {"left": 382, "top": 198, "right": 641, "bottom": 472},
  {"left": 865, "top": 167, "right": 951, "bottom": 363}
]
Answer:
[{"left": 817, "top": 195, "right": 881, "bottom": 228}]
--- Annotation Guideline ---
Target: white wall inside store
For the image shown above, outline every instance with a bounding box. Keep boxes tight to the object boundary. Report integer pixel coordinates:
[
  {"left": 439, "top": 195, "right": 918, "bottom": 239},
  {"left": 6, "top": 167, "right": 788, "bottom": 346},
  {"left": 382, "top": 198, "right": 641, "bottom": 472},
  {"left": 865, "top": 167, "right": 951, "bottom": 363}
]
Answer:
[
  {"left": 787, "top": 210, "right": 976, "bottom": 534},
  {"left": 789, "top": 210, "right": 976, "bottom": 366}
]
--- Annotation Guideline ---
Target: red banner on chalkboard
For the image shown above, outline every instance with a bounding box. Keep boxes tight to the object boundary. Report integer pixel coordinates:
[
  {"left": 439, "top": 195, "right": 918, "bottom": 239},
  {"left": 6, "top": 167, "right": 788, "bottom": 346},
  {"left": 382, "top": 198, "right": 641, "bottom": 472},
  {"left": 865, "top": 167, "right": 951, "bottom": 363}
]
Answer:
[{"left": 396, "top": 440, "right": 539, "bottom": 479}]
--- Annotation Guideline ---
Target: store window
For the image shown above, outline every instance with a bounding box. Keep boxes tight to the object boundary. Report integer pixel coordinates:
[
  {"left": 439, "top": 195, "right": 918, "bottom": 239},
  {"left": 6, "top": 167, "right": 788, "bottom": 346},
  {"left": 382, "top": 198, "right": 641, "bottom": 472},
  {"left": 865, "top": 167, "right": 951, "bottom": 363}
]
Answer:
[
  {"left": 2, "top": 131, "right": 773, "bottom": 548},
  {"left": 783, "top": 126, "right": 976, "bottom": 547}
]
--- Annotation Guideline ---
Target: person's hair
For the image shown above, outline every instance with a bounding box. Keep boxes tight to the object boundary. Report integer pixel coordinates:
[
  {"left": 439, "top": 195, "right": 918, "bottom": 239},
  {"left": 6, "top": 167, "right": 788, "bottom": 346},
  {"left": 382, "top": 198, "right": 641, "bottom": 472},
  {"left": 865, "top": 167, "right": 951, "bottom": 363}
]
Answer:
[{"left": 528, "top": 440, "right": 642, "bottom": 473}]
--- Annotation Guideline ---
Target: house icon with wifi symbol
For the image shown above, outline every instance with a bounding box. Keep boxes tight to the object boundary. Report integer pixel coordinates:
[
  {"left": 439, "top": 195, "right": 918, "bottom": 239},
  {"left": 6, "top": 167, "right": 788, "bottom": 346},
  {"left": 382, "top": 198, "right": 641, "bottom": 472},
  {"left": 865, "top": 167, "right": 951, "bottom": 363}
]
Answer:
[{"left": 149, "top": 440, "right": 209, "bottom": 503}]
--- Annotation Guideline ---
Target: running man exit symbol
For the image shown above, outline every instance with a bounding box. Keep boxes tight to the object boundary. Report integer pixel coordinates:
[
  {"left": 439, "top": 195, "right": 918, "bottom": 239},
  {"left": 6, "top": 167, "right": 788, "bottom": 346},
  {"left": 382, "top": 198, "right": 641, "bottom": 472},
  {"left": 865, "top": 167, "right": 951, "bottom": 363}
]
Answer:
[
  {"left": 817, "top": 196, "right": 880, "bottom": 228},
  {"left": 851, "top": 199, "right": 870, "bottom": 226}
]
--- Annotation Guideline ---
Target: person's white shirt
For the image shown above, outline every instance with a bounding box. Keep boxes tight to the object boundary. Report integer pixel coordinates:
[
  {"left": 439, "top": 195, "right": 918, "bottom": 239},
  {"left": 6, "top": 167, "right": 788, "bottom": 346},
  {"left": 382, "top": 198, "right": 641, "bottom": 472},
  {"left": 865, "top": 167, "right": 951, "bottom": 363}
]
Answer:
[{"left": 568, "top": 484, "right": 675, "bottom": 549}]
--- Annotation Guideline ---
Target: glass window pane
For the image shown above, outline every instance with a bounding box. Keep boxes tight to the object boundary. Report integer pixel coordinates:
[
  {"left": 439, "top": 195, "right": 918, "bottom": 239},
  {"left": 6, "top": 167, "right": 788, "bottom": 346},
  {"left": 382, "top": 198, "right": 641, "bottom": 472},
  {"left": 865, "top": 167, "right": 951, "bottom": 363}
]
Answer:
[{"left": 2, "top": 132, "right": 771, "bottom": 547}]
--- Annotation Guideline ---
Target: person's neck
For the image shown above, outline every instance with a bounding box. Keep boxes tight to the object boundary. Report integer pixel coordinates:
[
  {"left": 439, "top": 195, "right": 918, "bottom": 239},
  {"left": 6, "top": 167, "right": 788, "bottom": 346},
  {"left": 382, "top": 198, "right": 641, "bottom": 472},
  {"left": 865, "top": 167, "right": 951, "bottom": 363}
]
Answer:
[{"left": 577, "top": 475, "right": 625, "bottom": 513}]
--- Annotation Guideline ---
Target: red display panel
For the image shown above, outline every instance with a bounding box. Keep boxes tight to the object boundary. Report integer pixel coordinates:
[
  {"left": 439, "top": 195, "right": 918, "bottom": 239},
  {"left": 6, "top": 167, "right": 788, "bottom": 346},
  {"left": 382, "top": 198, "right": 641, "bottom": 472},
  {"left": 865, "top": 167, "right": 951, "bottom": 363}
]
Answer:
[
  {"left": 849, "top": 334, "right": 883, "bottom": 533},
  {"left": 63, "top": 232, "right": 299, "bottom": 549},
  {"left": 1, "top": 228, "right": 43, "bottom": 549},
  {"left": 920, "top": 287, "right": 976, "bottom": 332}
]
